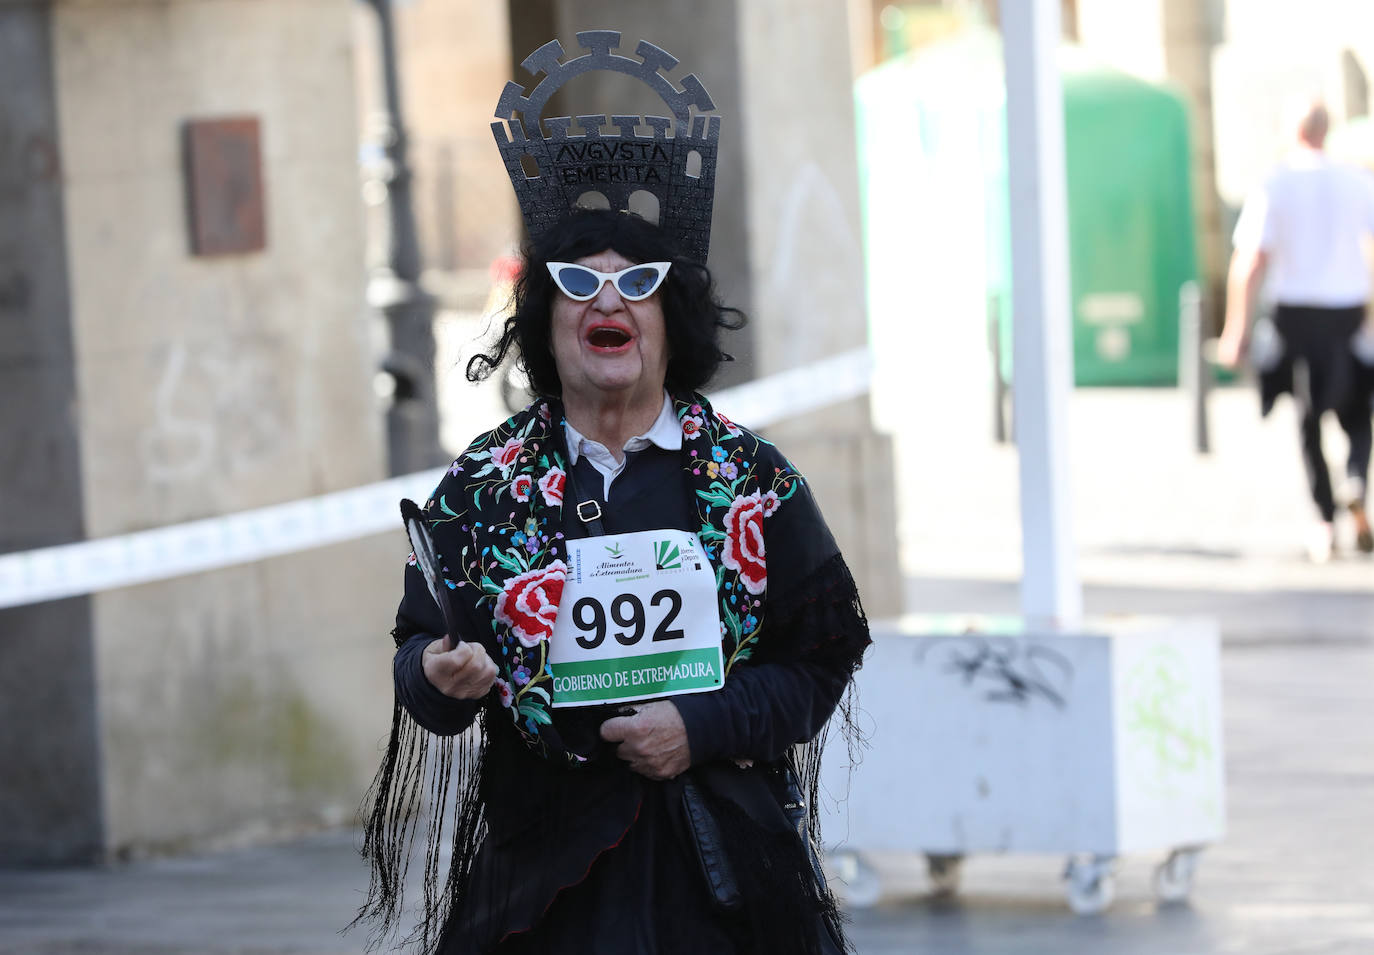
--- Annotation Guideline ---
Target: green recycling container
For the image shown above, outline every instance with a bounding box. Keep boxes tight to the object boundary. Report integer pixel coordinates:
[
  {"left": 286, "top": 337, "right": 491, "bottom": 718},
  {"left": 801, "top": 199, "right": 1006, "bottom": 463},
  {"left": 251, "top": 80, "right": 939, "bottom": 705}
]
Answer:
[{"left": 856, "top": 33, "right": 1200, "bottom": 387}]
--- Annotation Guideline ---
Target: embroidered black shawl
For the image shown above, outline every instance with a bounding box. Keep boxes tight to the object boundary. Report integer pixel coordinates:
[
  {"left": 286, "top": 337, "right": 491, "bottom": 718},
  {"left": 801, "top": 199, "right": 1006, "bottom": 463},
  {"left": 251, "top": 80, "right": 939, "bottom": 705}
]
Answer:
[{"left": 355, "top": 393, "right": 869, "bottom": 951}]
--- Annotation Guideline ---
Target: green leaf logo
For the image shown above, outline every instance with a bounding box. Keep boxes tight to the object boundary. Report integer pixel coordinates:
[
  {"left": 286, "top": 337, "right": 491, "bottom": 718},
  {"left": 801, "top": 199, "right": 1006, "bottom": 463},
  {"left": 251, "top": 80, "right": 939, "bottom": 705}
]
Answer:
[
  {"left": 654, "top": 540, "right": 682, "bottom": 570},
  {"left": 605, "top": 542, "right": 624, "bottom": 558}
]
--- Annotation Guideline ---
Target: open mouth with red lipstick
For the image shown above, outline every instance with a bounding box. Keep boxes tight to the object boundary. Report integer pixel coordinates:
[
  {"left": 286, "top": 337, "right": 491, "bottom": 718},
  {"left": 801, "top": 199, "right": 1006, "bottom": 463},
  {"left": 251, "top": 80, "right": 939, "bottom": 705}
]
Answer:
[{"left": 585, "top": 322, "right": 635, "bottom": 353}]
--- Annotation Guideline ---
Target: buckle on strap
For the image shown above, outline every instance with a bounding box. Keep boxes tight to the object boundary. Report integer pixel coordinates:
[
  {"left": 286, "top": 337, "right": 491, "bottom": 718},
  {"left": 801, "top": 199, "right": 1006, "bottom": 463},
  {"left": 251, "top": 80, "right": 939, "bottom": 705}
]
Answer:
[{"left": 576, "top": 500, "right": 603, "bottom": 523}]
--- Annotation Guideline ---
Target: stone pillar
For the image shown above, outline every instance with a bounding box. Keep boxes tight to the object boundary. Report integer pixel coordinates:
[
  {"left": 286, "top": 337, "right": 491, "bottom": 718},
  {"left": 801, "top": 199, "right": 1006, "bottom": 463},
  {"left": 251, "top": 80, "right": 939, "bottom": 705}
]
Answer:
[
  {"left": 734, "top": 1, "right": 901, "bottom": 617},
  {"left": 1160, "top": 0, "right": 1225, "bottom": 329},
  {"left": 526, "top": 1, "right": 902, "bottom": 617},
  {"left": 1, "top": 0, "right": 401, "bottom": 862},
  {"left": 0, "top": 0, "right": 104, "bottom": 864}
]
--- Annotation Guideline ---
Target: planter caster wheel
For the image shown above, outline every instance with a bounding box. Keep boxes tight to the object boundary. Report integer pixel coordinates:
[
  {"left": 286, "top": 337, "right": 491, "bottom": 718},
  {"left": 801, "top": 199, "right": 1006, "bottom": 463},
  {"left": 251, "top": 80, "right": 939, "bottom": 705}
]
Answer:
[
  {"left": 925, "top": 853, "right": 964, "bottom": 896},
  {"left": 1063, "top": 854, "right": 1117, "bottom": 914},
  {"left": 1154, "top": 846, "right": 1202, "bottom": 904}
]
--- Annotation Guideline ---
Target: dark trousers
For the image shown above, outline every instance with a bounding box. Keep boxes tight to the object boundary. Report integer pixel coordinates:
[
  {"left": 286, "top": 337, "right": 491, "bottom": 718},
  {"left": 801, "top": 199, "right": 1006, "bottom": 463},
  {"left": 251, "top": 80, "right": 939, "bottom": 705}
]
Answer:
[
  {"left": 1276, "top": 304, "right": 1372, "bottom": 521},
  {"left": 1298, "top": 397, "right": 1371, "bottom": 521}
]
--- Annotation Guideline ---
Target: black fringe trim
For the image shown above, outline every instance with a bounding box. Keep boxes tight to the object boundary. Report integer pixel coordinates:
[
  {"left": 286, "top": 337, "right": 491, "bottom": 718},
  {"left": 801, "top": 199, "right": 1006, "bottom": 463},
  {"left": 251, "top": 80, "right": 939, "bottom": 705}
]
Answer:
[
  {"left": 759, "top": 551, "right": 873, "bottom": 855},
  {"left": 351, "top": 698, "right": 488, "bottom": 953},
  {"left": 762, "top": 553, "right": 872, "bottom": 954},
  {"left": 696, "top": 778, "right": 847, "bottom": 955}
]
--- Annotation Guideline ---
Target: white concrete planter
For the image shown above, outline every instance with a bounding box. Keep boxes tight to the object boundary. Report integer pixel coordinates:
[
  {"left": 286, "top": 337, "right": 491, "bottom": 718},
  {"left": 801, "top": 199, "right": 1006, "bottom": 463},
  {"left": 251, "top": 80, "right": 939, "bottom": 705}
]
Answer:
[{"left": 820, "top": 615, "right": 1226, "bottom": 912}]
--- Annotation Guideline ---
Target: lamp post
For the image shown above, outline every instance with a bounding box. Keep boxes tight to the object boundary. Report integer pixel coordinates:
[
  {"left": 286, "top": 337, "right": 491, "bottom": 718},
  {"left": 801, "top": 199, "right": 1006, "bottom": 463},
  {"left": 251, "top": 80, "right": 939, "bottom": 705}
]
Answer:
[
  {"left": 361, "top": 0, "right": 442, "bottom": 474},
  {"left": 1002, "top": 0, "right": 1082, "bottom": 625}
]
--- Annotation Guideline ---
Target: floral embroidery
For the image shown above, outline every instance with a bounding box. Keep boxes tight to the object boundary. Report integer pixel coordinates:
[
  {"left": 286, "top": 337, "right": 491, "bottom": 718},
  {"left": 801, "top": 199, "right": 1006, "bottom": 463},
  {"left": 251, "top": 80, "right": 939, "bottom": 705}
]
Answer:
[
  {"left": 683, "top": 399, "right": 801, "bottom": 671},
  {"left": 538, "top": 468, "right": 566, "bottom": 506},
  {"left": 413, "top": 394, "right": 804, "bottom": 765},
  {"left": 722, "top": 492, "right": 768, "bottom": 595},
  {"left": 491, "top": 437, "right": 524, "bottom": 474},
  {"left": 495, "top": 562, "right": 567, "bottom": 647},
  {"left": 494, "top": 677, "right": 514, "bottom": 708}
]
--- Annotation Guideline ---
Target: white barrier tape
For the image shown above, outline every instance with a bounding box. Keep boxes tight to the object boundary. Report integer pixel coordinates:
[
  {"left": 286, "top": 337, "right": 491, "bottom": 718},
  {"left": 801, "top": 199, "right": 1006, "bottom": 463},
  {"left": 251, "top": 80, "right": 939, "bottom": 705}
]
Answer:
[
  {"left": 709, "top": 347, "right": 872, "bottom": 430},
  {"left": 0, "top": 348, "right": 870, "bottom": 610},
  {"left": 0, "top": 470, "right": 445, "bottom": 611}
]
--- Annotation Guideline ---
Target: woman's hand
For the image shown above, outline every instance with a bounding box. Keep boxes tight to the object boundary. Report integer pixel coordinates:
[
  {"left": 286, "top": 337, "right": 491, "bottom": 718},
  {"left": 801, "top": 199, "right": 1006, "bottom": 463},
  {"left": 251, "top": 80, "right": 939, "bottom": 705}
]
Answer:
[
  {"left": 599, "top": 701, "right": 691, "bottom": 780},
  {"left": 421, "top": 637, "right": 498, "bottom": 700}
]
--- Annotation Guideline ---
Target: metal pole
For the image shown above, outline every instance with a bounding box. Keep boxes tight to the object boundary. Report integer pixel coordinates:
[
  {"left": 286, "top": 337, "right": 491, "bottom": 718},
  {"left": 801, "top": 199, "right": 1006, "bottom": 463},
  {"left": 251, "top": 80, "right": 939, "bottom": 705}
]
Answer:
[
  {"left": 363, "top": 0, "right": 442, "bottom": 475},
  {"left": 988, "top": 292, "right": 1009, "bottom": 444},
  {"left": 1001, "top": 0, "right": 1083, "bottom": 625},
  {"left": 1178, "top": 281, "right": 1211, "bottom": 455}
]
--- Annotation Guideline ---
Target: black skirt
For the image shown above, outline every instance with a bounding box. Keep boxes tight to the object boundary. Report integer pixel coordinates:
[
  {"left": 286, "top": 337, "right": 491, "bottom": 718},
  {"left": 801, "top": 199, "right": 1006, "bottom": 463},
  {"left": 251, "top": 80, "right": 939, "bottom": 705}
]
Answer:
[{"left": 482, "top": 782, "right": 744, "bottom": 955}]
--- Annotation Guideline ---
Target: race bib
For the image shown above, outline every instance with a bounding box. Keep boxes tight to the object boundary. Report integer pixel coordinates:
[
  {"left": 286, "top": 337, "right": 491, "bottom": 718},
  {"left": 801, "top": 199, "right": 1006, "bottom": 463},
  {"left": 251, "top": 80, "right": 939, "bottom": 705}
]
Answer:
[{"left": 548, "top": 528, "right": 724, "bottom": 707}]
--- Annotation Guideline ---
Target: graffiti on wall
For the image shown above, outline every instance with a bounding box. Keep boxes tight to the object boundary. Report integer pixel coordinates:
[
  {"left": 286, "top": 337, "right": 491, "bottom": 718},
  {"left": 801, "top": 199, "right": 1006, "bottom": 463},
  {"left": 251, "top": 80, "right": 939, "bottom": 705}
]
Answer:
[{"left": 139, "top": 338, "right": 290, "bottom": 483}]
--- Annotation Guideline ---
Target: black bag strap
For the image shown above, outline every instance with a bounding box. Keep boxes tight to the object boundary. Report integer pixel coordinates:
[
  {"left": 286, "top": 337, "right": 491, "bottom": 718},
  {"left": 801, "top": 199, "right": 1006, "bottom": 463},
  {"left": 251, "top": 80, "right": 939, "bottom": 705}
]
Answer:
[{"left": 564, "top": 459, "right": 607, "bottom": 537}]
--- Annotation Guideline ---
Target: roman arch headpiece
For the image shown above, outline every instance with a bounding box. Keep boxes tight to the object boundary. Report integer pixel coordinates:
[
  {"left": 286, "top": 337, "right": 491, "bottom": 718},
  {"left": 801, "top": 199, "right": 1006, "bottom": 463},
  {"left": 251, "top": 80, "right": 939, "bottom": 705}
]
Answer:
[{"left": 491, "top": 30, "right": 721, "bottom": 264}]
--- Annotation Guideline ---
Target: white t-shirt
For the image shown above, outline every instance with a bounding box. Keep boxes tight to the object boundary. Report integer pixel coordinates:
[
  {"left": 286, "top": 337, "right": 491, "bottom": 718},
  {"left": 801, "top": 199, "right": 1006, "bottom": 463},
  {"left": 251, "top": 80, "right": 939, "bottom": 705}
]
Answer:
[{"left": 1232, "top": 147, "right": 1374, "bottom": 308}]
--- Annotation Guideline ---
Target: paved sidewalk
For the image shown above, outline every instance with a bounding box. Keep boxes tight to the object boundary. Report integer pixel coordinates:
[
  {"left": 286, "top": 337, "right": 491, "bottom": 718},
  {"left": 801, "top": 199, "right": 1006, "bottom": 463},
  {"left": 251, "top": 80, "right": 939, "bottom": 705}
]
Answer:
[
  {"left": 3, "top": 387, "right": 1372, "bottom": 953},
  {"left": 3, "top": 585, "right": 1369, "bottom": 955},
  {"left": 894, "top": 386, "right": 1373, "bottom": 592}
]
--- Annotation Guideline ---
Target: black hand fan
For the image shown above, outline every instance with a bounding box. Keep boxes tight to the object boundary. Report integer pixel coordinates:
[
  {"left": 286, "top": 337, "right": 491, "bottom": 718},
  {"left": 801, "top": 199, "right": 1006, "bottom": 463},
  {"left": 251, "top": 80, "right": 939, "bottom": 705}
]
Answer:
[{"left": 400, "top": 498, "right": 462, "bottom": 644}]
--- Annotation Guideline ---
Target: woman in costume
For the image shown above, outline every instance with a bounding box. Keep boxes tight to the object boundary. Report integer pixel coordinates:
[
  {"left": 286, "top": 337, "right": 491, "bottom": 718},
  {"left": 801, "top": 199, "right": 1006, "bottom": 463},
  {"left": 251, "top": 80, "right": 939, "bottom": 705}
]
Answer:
[{"left": 357, "top": 33, "right": 869, "bottom": 955}]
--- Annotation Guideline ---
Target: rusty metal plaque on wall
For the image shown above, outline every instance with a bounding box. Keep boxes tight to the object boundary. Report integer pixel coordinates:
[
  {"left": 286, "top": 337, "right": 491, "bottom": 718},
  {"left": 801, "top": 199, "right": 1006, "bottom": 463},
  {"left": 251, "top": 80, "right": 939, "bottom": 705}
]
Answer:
[{"left": 182, "top": 117, "right": 266, "bottom": 256}]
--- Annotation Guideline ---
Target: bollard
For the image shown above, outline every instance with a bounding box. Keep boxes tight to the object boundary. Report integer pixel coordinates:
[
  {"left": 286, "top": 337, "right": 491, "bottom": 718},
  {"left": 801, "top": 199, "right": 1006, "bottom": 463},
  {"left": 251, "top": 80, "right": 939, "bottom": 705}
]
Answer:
[
  {"left": 988, "top": 293, "right": 1010, "bottom": 444},
  {"left": 1178, "top": 281, "right": 1211, "bottom": 455}
]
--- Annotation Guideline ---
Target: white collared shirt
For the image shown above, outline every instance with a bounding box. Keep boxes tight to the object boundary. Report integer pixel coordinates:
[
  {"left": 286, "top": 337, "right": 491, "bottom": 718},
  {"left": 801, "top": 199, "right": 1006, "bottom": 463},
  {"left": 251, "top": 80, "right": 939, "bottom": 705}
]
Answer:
[
  {"left": 563, "top": 392, "right": 683, "bottom": 498},
  {"left": 1233, "top": 148, "right": 1374, "bottom": 307}
]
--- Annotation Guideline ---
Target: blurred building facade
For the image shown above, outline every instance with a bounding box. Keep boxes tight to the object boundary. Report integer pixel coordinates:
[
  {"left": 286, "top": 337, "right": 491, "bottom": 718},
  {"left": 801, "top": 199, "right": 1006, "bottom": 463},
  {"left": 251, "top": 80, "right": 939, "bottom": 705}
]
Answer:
[
  {"left": 352, "top": 0, "right": 521, "bottom": 309},
  {"left": 1, "top": 0, "right": 395, "bottom": 864},
  {"left": 856, "top": 0, "right": 1372, "bottom": 329}
]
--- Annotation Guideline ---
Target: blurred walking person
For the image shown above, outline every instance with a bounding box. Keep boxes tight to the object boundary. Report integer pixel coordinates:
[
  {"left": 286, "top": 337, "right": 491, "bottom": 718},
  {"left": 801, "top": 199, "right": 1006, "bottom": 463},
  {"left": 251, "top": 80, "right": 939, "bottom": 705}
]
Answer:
[{"left": 1219, "top": 100, "right": 1374, "bottom": 561}]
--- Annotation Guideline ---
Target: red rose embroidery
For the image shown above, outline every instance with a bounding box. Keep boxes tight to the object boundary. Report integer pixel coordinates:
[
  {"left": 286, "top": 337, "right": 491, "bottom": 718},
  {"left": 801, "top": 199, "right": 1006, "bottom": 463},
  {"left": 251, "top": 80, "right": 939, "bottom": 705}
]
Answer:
[
  {"left": 722, "top": 492, "right": 767, "bottom": 595},
  {"left": 539, "top": 467, "right": 566, "bottom": 506},
  {"left": 492, "top": 437, "right": 523, "bottom": 472},
  {"left": 495, "top": 561, "right": 567, "bottom": 647},
  {"left": 681, "top": 415, "right": 704, "bottom": 440},
  {"left": 493, "top": 677, "right": 514, "bottom": 708},
  {"left": 511, "top": 474, "right": 533, "bottom": 502}
]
